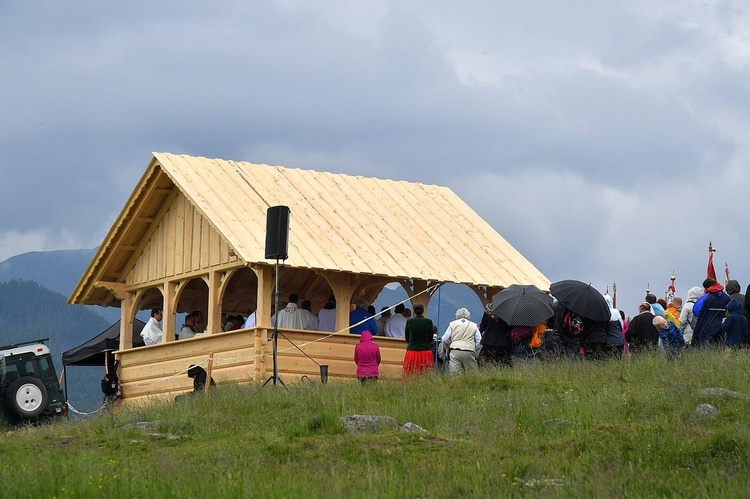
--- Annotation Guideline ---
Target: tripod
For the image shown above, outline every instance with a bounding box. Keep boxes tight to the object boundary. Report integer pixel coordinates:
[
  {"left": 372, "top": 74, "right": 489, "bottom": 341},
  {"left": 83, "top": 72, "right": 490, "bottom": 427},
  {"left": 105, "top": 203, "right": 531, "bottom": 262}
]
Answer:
[{"left": 263, "top": 257, "right": 287, "bottom": 389}]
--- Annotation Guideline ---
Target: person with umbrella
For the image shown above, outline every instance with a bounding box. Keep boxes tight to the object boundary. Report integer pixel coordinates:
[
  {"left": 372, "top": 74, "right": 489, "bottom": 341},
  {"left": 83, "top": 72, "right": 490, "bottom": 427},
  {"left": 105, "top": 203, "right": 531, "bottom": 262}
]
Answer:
[
  {"left": 550, "top": 280, "right": 611, "bottom": 360},
  {"left": 487, "top": 284, "right": 555, "bottom": 362},
  {"left": 478, "top": 304, "right": 513, "bottom": 367},
  {"left": 551, "top": 304, "right": 585, "bottom": 359}
]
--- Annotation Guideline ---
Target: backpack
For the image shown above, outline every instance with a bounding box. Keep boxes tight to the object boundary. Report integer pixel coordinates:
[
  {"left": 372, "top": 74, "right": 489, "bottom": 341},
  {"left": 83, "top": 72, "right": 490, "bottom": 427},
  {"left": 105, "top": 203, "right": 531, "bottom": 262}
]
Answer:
[
  {"left": 101, "top": 372, "right": 119, "bottom": 397},
  {"left": 563, "top": 311, "right": 585, "bottom": 336},
  {"left": 509, "top": 326, "right": 533, "bottom": 343}
]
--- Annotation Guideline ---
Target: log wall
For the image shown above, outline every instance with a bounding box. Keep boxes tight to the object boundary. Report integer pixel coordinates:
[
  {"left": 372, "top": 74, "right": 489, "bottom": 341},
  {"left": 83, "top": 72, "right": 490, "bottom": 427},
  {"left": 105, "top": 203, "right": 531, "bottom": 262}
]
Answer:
[{"left": 116, "top": 328, "right": 408, "bottom": 408}]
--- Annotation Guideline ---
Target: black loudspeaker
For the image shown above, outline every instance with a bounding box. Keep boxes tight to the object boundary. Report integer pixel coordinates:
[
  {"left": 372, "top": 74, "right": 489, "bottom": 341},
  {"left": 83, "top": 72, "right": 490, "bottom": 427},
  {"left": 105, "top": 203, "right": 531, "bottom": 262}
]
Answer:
[{"left": 265, "top": 205, "right": 290, "bottom": 259}]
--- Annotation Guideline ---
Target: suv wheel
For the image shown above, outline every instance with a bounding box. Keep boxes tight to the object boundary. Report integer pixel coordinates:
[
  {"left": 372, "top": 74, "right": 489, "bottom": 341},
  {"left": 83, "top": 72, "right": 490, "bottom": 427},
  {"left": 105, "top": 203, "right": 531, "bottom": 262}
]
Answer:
[{"left": 7, "top": 377, "right": 48, "bottom": 419}]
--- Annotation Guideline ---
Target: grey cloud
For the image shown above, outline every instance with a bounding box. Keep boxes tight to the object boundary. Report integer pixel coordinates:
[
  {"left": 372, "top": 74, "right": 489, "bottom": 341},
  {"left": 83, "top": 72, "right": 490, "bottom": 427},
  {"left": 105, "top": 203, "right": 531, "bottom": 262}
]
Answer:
[{"left": 2, "top": 0, "right": 750, "bottom": 305}]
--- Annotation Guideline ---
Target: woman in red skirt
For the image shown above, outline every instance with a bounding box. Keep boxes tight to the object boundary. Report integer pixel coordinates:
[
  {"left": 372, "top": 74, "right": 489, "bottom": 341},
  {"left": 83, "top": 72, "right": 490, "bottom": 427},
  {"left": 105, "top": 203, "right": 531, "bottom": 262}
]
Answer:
[{"left": 402, "top": 302, "right": 435, "bottom": 377}]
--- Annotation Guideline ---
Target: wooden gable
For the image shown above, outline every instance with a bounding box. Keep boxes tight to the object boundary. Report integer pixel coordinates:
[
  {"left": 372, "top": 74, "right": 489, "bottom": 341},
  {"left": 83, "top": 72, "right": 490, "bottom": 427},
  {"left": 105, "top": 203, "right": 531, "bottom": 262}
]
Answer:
[{"left": 127, "top": 191, "right": 240, "bottom": 287}]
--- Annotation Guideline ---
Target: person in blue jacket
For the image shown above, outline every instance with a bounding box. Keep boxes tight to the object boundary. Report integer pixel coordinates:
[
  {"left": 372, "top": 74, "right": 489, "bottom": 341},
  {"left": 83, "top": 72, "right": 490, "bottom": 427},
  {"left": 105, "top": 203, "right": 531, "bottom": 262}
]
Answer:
[
  {"left": 722, "top": 299, "right": 748, "bottom": 349},
  {"left": 349, "top": 298, "right": 379, "bottom": 335},
  {"left": 692, "top": 278, "right": 730, "bottom": 347},
  {"left": 653, "top": 316, "right": 686, "bottom": 356}
]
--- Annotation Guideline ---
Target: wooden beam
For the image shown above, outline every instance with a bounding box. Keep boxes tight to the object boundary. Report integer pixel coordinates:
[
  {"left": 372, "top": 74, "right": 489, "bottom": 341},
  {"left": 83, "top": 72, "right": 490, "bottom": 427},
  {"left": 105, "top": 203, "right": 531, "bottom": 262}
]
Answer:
[
  {"left": 94, "top": 281, "right": 128, "bottom": 300},
  {"left": 122, "top": 261, "right": 244, "bottom": 292}
]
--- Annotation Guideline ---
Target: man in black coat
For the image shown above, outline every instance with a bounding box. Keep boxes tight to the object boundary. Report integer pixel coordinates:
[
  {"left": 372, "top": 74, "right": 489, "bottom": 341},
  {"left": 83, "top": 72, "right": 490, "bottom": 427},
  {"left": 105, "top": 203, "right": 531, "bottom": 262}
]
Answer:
[
  {"left": 626, "top": 303, "right": 659, "bottom": 352},
  {"left": 478, "top": 307, "right": 513, "bottom": 366}
]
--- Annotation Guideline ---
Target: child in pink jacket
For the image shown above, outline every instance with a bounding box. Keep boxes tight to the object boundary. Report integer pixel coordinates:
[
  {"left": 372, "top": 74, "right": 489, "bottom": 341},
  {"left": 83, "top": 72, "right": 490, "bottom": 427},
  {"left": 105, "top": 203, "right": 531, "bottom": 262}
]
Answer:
[{"left": 354, "top": 331, "right": 381, "bottom": 384}]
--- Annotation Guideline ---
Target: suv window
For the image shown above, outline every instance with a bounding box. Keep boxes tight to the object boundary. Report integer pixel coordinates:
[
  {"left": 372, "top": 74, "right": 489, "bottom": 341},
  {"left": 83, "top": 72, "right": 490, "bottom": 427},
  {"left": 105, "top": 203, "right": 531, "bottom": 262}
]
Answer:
[
  {"left": 38, "top": 357, "right": 54, "bottom": 380},
  {"left": 3, "top": 363, "right": 19, "bottom": 386}
]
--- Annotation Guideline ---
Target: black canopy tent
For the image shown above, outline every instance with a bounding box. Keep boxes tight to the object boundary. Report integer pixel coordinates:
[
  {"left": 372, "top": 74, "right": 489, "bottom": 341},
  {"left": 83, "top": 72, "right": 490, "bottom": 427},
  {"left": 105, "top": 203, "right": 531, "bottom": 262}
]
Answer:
[
  {"left": 62, "top": 319, "right": 147, "bottom": 367},
  {"left": 61, "top": 319, "right": 147, "bottom": 416}
]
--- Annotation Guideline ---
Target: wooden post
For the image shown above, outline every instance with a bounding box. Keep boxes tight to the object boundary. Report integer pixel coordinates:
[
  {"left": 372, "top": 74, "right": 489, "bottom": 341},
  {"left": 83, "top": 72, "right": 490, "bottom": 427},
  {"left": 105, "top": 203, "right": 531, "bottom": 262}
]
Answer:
[
  {"left": 331, "top": 274, "right": 357, "bottom": 334},
  {"left": 162, "top": 281, "right": 177, "bottom": 343},
  {"left": 253, "top": 264, "right": 274, "bottom": 328},
  {"left": 205, "top": 353, "right": 214, "bottom": 397},
  {"left": 120, "top": 292, "right": 135, "bottom": 351},
  {"left": 207, "top": 271, "right": 222, "bottom": 335},
  {"left": 254, "top": 328, "right": 265, "bottom": 382}
]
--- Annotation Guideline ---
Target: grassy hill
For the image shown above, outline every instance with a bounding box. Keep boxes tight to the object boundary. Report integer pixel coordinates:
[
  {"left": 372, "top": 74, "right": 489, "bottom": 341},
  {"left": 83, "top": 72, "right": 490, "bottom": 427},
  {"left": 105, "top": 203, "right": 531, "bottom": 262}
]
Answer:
[{"left": 1, "top": 350, "right": 749, "bottom": 496}]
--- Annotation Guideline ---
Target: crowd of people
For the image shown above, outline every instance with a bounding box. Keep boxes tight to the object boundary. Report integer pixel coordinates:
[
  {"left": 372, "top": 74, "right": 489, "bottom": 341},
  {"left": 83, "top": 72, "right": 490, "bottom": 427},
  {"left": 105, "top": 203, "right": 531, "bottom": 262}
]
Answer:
[
  {"left": 353, "top": 277, "right": 750, "bottom": 384},
  {"left": 139, "top": 277, "right": 750, "bottom": 384}
]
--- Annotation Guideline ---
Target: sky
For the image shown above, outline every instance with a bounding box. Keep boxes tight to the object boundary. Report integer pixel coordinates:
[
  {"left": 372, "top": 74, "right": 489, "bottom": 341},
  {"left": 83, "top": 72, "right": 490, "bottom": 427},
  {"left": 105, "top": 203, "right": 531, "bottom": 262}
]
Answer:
[{"left": 2, "top": 0, "right": 750, "bottom": 316}]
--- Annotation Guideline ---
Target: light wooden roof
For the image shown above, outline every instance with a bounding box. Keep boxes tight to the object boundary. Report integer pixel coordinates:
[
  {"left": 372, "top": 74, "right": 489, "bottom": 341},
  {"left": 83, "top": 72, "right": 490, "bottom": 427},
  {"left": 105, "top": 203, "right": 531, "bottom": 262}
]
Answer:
[{"left": 70, "top": 152, "right": 549, "bottom": 305}]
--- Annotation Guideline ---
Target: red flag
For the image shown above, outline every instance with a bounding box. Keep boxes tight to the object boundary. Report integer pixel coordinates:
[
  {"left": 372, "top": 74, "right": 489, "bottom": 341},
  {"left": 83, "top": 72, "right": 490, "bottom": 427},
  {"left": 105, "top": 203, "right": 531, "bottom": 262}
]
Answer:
[{"left": 707, "top": 242, "right": 717, "bottom": 280}]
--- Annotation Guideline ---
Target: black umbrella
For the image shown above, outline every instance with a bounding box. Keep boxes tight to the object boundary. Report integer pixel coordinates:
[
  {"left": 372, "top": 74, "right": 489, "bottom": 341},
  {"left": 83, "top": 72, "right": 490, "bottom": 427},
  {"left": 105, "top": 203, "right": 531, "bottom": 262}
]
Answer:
[
  {"left": 491, "top": 284, "right": 555, "bottom": 327},
  {"left": 550, "top": 280, "right": 611, "bottom": 322}
]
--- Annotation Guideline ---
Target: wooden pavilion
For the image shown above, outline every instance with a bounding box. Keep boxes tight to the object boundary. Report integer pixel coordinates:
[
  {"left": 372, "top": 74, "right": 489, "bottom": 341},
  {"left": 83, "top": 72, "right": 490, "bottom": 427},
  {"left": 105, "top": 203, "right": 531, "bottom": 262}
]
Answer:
[{"left": 69, "top": 153, "right": 549, "bottom": 406}]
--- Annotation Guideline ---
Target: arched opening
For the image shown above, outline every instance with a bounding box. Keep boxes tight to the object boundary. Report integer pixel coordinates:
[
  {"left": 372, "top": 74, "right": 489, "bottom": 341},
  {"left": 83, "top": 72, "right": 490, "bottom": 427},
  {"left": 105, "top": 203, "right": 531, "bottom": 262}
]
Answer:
[
  {"left": 135, "top": 287, "right": 164, "bottom": 312},
  {"left": 279, "top": 268, "right": 331, "bottom": 313},
  {"left": 221, "top": 267, "right": 258, "bottom": 330},
  {"left": 173, "top": 277, "right": 209, "bottom": 338},
  {"left": 430, "top": 283, "right": 484, "bottom": 336},
  {"left": 372, "top": 281, "right": 484, "bottom": 336}
]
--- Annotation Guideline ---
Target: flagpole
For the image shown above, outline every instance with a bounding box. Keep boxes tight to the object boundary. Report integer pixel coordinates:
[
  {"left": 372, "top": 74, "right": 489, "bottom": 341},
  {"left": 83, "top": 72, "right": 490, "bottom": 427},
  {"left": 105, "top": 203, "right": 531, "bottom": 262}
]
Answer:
[
  {"left": 725, "top": 263, "right": 730, "bottom": 285},
  {"left": 666, "top": 272, "right": 676, "bottom": 303},
  {"left": 707, "top": 241, "right": 717, "bottom": 280},
  {"left": 612, "top": 282, "right": 617, "bottom": 309}
]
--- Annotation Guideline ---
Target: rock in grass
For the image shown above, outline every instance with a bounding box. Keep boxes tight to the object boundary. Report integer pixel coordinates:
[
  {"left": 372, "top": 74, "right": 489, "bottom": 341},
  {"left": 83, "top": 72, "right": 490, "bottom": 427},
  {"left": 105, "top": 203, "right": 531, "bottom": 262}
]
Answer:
[
  {"left": 700, "top": 387, "right": 748, "bottom": 399},
  {"left": 401, "top": 422, "right": 428, "bottom": 434},
  {"left": 118, "top": 421, "right": 165, "bottom": 432},
  {"left": 693, "top": 404, "right": 719, "bottom": 419},
  {"left": 340, "top": 415, "right": 399, "bottom": 433}
]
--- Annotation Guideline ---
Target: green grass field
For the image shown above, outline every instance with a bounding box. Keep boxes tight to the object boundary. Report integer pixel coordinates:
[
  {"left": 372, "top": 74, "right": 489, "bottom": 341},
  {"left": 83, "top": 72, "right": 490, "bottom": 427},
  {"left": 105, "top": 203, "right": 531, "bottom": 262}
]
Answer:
[{"left": 2, "top": 349, "right": 750, "bottom": 498}]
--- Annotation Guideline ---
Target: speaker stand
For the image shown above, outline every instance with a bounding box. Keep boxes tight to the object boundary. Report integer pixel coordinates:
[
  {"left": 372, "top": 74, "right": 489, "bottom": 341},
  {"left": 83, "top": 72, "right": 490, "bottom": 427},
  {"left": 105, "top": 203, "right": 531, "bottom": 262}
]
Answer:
[{"left": 263, "top": 257, "right": 287, "bottom": 389}]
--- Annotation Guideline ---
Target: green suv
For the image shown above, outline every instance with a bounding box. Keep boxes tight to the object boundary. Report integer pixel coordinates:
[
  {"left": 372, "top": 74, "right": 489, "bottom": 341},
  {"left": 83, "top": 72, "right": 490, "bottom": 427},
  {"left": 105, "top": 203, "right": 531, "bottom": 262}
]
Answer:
[{"left": 0, "top": 338, "right": 67, "bottom": 425}]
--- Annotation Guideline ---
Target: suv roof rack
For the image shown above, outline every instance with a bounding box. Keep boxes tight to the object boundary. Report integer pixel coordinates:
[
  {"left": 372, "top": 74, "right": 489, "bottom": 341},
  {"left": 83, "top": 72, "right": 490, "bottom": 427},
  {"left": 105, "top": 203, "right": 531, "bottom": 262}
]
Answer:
[{"left": 0, "top": 338, "right": 49, "bottom": 351}]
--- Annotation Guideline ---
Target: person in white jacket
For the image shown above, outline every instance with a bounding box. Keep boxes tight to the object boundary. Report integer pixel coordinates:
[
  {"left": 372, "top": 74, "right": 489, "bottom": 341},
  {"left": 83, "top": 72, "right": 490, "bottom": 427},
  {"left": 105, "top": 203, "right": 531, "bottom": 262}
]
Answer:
[
  {"left": 441, "top": 308, "right": 481, "bottom": 373},
  {"left": 141, "top": 308, "right": 163, "bottom": 346},
  {"left": 679, "top": 286, "right": 703, "bottom": 345}
]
